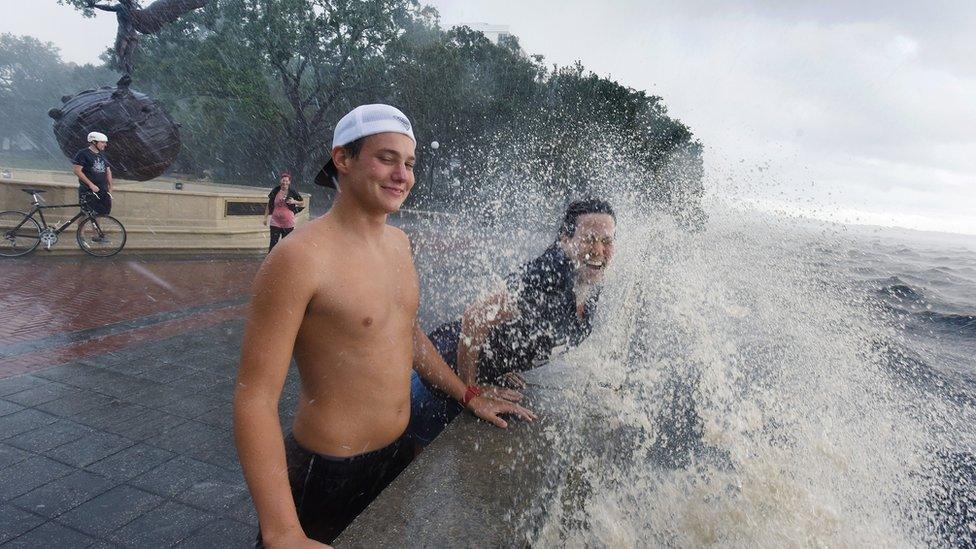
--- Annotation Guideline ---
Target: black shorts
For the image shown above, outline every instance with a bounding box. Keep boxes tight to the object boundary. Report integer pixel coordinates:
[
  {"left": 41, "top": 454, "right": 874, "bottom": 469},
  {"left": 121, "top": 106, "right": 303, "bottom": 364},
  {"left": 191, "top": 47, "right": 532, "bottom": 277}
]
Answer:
[
  {"left": 256, "top": 433, "right": 412, "bottom": 546},
  {"left": 79, "top": 189, "right": 112, "bottom": 215}
]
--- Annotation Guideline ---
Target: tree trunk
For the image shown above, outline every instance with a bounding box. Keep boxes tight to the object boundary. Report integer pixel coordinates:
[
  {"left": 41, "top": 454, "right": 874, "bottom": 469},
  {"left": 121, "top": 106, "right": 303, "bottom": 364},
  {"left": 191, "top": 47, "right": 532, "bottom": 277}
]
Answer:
[{"left": 293, "top": 144, "right": 308, "bottom": 189}]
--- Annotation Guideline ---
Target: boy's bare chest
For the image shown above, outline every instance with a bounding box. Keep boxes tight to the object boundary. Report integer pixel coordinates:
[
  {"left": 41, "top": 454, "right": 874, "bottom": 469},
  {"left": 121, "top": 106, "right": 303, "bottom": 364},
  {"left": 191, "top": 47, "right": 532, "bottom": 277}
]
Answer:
[{"left": 308, "top": 250, "right": 419, "bottom": 333}]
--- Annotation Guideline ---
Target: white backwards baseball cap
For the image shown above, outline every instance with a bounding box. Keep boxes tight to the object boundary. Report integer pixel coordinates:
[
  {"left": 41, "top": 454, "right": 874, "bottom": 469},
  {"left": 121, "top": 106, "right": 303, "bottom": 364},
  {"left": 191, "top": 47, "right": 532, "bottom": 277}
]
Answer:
[{"left": 315, "top": 104, "right": 416, "bottom": 188}]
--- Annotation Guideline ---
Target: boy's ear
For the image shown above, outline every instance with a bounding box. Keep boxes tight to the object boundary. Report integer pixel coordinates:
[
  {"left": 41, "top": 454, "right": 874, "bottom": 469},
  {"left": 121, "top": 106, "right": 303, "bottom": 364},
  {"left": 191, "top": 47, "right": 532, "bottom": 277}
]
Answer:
[{"left": 332, "top": 146, "right": 352, "bottom": 175}]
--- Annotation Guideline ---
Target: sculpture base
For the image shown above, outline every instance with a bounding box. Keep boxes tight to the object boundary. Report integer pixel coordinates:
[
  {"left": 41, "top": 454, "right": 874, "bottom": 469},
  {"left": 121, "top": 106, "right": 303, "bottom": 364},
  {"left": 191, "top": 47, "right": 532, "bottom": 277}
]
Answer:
[{"left": 0, "top": 167, "right": 311, "bottom": 253}]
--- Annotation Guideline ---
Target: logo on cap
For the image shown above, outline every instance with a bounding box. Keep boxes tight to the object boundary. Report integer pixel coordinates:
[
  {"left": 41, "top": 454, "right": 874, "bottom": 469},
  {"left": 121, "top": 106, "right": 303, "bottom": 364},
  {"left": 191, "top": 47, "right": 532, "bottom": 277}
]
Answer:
[{"left": 394, "top": 116, "right": 411, "bottom": 131}]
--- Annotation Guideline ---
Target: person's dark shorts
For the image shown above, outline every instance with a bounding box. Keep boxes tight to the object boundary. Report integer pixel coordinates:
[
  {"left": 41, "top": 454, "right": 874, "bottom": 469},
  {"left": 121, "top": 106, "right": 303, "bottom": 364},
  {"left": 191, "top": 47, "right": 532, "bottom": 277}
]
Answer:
[
  {"left": 256, "top": 433, "right": 412, "bottom": 546},
  {"left": 79, "top": 189, "right": 112, "bottom": 215}
]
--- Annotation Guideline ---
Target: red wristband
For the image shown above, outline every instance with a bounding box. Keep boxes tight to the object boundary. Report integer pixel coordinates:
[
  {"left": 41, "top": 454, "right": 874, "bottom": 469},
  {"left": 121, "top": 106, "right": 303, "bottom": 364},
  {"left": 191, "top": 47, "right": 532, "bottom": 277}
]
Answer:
[{"left": 461, "top": 385, "right": 481, "bottom": 407}]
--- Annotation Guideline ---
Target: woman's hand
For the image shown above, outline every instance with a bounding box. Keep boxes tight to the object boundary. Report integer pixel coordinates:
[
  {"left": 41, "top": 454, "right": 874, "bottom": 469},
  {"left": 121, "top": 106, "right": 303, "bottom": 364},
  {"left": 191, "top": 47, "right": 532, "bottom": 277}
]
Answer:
[
  {"left": 499, "top": 371, "right": 527, "bottom": 389},
  {"left": 466, "top": 395, "right": 536, "bottom": 429},
  {"left": 479, "top": 384, "right": 523, "bottom": 402}
]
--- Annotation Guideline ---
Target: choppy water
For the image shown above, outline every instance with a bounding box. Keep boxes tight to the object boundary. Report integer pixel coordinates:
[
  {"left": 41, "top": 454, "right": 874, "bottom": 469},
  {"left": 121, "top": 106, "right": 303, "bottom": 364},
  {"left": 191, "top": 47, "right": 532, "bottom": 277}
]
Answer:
[{"left": 502, "top": 208, "right": 976, "bottom": 547}]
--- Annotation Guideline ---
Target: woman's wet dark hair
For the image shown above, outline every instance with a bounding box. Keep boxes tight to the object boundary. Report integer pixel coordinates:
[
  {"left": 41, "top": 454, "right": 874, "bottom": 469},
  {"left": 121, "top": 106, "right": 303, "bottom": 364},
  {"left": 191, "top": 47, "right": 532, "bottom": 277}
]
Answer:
[{"left": 559, "top": 198, "right": 616, "bottom": 238}]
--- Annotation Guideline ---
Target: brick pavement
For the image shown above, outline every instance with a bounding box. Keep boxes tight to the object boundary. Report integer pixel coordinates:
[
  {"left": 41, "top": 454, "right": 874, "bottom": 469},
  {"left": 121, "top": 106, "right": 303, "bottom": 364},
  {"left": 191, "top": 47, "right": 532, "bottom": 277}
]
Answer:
[
  {"left": 0, "top": 318, "right": 286, "bottom": 547},
  {"left": 0, "top": 256, "right": 260, "bottom": 379},
  {"left": 0, "top": 254, "right": 268, "bottom": 547}
]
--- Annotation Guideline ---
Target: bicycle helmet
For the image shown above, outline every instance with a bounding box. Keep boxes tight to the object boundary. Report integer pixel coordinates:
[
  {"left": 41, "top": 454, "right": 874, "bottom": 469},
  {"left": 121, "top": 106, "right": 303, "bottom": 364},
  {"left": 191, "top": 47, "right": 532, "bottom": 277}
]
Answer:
[{"left": 87, "top": 131, "right": 109, "bottom": 143}]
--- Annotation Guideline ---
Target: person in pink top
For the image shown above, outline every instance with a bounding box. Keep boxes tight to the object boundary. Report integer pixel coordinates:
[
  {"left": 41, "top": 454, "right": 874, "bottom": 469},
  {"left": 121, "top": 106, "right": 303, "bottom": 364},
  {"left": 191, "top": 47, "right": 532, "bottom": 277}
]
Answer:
[{"left": 264, "top": 172, "right": 304, "bottom": 251}]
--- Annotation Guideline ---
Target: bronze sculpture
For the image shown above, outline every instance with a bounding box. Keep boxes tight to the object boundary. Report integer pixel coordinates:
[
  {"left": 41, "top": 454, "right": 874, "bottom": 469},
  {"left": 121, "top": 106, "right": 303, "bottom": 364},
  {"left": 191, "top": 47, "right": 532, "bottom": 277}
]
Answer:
[
  {"left": 48, "top": 0, "right": 208, "bottom": 181},
  {"left": 85, "top": 0, "right": 208, "bottom": 78}
]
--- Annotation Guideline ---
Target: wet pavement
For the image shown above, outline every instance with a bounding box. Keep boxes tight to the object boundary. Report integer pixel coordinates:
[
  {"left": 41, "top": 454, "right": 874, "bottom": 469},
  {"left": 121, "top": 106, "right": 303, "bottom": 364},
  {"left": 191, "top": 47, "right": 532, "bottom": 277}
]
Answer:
[
  {"left": 0, "top": 255, "right": 260, "bottom": 379},
  {"left": 0, "top": 254, "right": 268, "bottom": 547}
]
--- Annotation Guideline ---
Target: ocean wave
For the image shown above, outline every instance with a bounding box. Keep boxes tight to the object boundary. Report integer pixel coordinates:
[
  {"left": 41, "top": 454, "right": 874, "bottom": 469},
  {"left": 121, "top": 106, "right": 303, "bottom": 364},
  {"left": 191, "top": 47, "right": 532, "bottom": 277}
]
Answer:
[
  {"left": 876, "top": 340, "right": 976, "bottom": 407},
  {"left": 915, "top": 310, "right": 976, "bottom": 332},
  {"left": 878, "top": 280, "right": 925, "bottom": 302},
  {"left": 871, "top": 277, "right": 976, "bottom": 335}
]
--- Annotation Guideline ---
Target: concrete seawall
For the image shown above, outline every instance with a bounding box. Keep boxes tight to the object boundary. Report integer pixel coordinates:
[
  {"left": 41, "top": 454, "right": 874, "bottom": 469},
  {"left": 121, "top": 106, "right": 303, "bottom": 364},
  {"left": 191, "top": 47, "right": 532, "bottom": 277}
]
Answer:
[{"left": 338, "top": 364, "right": 573, "bottom": 547}]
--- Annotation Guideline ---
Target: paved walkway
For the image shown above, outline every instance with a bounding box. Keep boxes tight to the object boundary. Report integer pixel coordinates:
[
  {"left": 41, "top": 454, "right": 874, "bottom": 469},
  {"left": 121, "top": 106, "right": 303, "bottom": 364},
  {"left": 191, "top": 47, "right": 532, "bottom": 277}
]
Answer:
[{"left": 0, "top": 255, "right": 272, "bottom": 547}]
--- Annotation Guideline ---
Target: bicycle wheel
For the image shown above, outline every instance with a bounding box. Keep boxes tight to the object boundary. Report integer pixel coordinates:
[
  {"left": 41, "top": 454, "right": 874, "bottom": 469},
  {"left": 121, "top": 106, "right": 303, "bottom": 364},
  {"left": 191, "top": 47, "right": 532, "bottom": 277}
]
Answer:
[
  {"left": 76, "top": 214, "right": 126, "bottom": 257},
  {"left": 0, "top": 210, "right": 41, "bottom": 257}
]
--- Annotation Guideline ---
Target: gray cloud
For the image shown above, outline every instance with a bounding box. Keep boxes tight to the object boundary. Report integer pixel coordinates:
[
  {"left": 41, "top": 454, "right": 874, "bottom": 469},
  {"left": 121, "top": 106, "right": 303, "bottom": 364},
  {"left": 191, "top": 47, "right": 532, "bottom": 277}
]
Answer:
[{"left": 429, "top": 0, "right": 976, "bottom": 234}]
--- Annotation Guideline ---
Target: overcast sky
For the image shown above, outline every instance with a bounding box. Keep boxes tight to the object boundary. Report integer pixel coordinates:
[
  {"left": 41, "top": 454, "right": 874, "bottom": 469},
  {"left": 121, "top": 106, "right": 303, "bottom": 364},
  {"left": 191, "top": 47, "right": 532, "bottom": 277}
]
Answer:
[{"left": 4, "top": 1, "right": 975, "bottom": 234}]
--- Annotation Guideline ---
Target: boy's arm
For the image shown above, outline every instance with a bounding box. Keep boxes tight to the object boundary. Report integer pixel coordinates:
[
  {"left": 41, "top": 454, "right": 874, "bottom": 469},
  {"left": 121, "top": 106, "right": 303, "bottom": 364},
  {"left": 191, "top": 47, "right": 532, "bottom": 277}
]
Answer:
[
  {"left": 412, "top": 325, "right": 466, "bottom": 402},
  {"left": 413, "top": 325, "right": 535, "bottom": 428},
  {"left": 233, "top": 245, "right": 322, "bottom": 547}
]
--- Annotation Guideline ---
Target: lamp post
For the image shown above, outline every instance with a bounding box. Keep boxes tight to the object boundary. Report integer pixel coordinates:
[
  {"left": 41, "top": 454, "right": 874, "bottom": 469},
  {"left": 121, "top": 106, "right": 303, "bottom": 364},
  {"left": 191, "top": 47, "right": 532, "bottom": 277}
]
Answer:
[{"left": 428, "top": 140, "right": 440, "bottom": 199}]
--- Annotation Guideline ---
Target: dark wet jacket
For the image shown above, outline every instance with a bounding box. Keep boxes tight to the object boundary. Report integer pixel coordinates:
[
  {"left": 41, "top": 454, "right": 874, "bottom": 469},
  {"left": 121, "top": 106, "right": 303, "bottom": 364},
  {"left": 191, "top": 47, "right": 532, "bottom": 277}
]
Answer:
[
  {"left": 267, "top": 185, "right": 303, "bottom": 215},
  {"left": 429, "top": 244, "right": 599, "bottom": 383}
]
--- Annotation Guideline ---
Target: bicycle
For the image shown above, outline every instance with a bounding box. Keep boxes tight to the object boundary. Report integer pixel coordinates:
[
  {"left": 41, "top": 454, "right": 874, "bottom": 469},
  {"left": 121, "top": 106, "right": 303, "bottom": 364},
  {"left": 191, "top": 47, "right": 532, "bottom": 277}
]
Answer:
[{"left": 0, "top": 188, "right": 127, "bottom": 257}]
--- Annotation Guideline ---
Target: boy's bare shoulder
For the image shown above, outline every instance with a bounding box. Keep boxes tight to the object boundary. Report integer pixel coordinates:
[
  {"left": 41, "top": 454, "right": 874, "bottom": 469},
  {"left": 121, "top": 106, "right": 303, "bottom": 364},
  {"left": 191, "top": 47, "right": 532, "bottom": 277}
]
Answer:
[
  {"left": 281, "top": 217, "right": 327, "bottom": 244},
  {"left": 261, "top": 219, "right": 339, "bottom": 276},
  {"left": 384, "top": 224, "right": 412, "bottom": 249}
]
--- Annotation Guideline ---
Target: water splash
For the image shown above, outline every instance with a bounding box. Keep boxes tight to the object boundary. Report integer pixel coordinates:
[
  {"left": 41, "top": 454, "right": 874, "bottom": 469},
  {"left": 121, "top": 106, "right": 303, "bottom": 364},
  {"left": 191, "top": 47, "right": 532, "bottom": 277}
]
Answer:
[{"left": 517, "top": 205, "right": 969, "bottom": 546}]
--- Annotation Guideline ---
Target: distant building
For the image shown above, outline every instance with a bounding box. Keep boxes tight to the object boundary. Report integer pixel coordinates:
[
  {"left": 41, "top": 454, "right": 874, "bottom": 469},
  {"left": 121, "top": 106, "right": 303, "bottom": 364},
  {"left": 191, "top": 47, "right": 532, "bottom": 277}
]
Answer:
[{"left": 461, "top": 22, "right": 513, "bottom": 45}]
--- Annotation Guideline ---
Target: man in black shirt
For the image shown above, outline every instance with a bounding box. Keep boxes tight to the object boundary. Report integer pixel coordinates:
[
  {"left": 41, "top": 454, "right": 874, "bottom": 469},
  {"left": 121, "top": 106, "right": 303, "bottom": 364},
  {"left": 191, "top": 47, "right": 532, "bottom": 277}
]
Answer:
[
  {"left": 408, "top": 198, "right": 617, "bottom": 447},
  {"left": 72, "top": 131, "right": 114, "bottom": 215}
]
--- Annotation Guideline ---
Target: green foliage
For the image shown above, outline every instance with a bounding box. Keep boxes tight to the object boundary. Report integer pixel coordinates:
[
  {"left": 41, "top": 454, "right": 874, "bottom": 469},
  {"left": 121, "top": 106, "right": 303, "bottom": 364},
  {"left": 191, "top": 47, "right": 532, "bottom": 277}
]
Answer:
[
  {"left": 385, "top": 23, "right": 545, "bottom": 195},
  {"left": 0, "top": 34, "right": 64, "bottom": 143},
  {"left": 0, "top": 34, "right": 113, "bottom": 160},
  {"left": 10, "top": 1, "right": 703, "bottom": 213},
  {"left": 131, "top": 6, "right": 288, "bottom": 179},
  {"left": 56, "top": 0, "right": 101, "bottom": 17},
  {"left": 132, "top": 0, "right": 420, "bottom": 183}
]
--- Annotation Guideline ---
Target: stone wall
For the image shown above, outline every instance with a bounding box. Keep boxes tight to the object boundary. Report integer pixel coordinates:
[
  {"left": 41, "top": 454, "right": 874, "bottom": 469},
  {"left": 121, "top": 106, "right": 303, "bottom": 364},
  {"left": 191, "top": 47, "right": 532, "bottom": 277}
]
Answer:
[{"left": 0, "top": 167, "right": 312, "bottom": 252}]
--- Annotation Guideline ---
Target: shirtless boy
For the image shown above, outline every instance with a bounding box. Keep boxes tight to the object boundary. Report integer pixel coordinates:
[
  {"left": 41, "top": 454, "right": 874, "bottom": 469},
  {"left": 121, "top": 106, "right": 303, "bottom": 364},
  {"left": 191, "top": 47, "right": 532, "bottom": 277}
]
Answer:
[{"left": 234, "top": 104, "right": 534, "bottom": 548}]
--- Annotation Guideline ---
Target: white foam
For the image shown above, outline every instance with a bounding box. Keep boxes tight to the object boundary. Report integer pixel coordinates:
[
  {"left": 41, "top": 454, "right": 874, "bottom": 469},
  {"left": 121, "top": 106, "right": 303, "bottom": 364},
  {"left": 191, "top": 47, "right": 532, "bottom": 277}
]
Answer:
[{"left": 521, "top": 205, "right": 956, "bottom": 546}]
